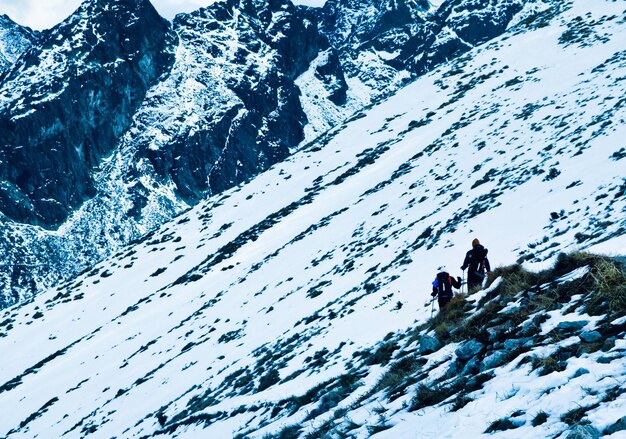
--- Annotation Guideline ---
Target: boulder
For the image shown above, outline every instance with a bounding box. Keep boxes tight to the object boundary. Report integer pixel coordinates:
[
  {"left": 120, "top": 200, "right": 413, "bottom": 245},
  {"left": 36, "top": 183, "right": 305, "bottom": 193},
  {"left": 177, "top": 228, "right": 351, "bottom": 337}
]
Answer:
[
  {"left": 504, "top": 337, "right": 533, "bottom": 350},
  {"left": 419, "top": 335, "right": 442, "bottom": 354},
  {"left": 571, "top": 368, "right": 590, "bottom": 379},
  {"left": 555, "top": 320, "right": 589, "bottom": 331},
  {"left": 579, "top": 331, "right": 602, "bottom": 343},
  {"left": 597, "top": 356, "right": 616, "bottom": 364},
  {"left": 518, "top": 321, "right": 541, "bottom": 337},
  {"left": 485, "top": 322, "right": 515, "bottom": 342},
  {"left": 455, "top": 340, "right": 484, "bottom": 361},
  {"left": 565, "top": 425, "right": 600, "bottom": 439},
  {"left": 480, "top": 350, "right": 509, "bottom": 371},
  {"left": 461, "top": 357, "right": 481, "bottom": 375},
  {"left": 444, "top": 361, "right": 460, "bottom": 379},
  {"left": 606, "top": 416, "right": 626, "bottom": 435}
]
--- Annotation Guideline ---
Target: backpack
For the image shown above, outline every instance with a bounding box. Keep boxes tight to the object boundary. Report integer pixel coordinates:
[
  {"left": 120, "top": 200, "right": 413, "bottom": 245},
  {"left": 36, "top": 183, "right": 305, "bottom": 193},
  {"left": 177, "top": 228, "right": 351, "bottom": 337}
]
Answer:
[
  {"left": 436, "top": 272, "right": 453, "bottom": 299},
  {"left": 470, "top": 246, "right": 489, "bottom": 273}
]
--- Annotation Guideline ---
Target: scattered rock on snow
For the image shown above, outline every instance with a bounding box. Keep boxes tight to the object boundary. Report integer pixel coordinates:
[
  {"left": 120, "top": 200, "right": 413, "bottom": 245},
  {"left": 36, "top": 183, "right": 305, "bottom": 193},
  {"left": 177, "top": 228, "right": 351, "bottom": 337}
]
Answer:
[
  {"left": 579, "top": 331, "right": 602, "bottom": 343},
  {"left": 455, "top": 340, "right": 484, "bottom": 361},
  {"left": 565, "top": 424, "right": 601, "bottom": 439},
  {"left": 555, "top": 320, "right": 589, "bottom": 332},
  {"left": 419, "top": 335, "right": 442, "bottom": 354}
]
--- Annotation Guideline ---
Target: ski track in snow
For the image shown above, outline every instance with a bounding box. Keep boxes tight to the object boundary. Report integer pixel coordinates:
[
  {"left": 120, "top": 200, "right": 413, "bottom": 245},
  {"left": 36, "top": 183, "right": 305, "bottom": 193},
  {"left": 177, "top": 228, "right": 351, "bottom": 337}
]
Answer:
[{"left": 1, "top": 0, "right": 626, "bottom": 437}]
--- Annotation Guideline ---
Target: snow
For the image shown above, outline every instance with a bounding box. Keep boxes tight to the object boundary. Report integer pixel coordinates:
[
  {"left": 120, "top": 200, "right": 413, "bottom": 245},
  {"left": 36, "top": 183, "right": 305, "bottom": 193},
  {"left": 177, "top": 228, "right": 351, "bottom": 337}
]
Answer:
[
  {"left": 589, "top": 235, "right": 626, "bottom": 258},
  {"left": 555, "top": 266, "right": 590, "bottom": 284},
  {"left": 295, "top": 0, "right": 327, "bottom": 7},
  {"left": 0, "top": 0, "right": 625, "bottom": 437},
  {"left": 0, "top": 15, "right": 37, "bottom": 74}
]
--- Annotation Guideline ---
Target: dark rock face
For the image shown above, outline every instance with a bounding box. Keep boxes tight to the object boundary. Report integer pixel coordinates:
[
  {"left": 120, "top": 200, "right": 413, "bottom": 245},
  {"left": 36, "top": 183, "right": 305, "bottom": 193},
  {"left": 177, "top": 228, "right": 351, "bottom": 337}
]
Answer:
[
  {"left": 318, "top": 0, "right": 430, "bottom": 49},
  {"left": 118, "top": 0, "right": 331, "bottom": 215},
  {"left": 313, "top": 49, "right": 348, "bottom": 105},
  {"left": 314, "top": 0, "right": 525, "bottom": 88},
  {"left": 0, "top": 0, "right": 176, "bottom": 227},
  {"left": 314, "top": 0, "right": 431, "bottom": 94},
  {"left": 152, "top": 0, "right": 327, "bottom": 201},
  {"left": 410, "top": 0, "right": 524, "bottom": 75},
  {"left": 0, "top": 15, "right": 39, "bottom": 75}
]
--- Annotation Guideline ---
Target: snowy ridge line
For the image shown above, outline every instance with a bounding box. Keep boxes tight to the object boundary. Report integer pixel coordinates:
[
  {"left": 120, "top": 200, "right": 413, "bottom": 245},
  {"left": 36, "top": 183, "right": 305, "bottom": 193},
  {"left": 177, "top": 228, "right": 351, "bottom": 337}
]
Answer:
[{"left": 0, "top": 0, "right": 625, "bottom": 437}]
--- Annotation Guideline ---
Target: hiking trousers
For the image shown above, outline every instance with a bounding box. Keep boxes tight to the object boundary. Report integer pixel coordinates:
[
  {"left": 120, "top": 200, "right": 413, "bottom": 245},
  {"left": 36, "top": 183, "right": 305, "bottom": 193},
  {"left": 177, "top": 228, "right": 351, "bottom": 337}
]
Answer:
[{"left": 467, "top": 271, "right": 485, "bottom": 291}]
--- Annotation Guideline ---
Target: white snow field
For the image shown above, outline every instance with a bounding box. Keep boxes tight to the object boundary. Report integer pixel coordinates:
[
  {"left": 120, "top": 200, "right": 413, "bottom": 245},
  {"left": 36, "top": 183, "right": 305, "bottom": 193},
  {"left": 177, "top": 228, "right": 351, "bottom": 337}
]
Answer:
[{"left": 1, "top": 0, "right": 625, "bottom": 437}]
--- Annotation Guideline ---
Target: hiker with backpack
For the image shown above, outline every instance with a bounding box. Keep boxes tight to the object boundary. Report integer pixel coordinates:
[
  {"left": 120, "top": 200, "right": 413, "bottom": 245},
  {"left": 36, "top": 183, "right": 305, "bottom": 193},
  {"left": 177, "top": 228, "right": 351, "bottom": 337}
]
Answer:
[
  {"left": 431, "top": 268, "right": 462, "bottom": 310},
  {"left": 461, "top": 238, "right": 491, "bottom": 292}
]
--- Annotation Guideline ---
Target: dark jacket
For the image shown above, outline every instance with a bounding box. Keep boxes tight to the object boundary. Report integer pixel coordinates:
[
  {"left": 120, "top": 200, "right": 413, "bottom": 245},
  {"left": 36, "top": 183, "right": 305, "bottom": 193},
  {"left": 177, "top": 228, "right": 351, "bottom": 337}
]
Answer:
[
  {"left": 431, "top": 271, "right": 462, "bottom": 300},
  {"left": 461, "top": 244, "right": 491, "bottom": 275}
]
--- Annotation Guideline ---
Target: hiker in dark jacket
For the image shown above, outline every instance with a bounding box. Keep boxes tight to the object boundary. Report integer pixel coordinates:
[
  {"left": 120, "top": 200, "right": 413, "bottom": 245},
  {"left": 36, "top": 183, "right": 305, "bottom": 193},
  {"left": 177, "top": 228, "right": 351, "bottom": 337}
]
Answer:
[
  {"left": 431, "top": 269, "right": 462, "bottom": 309},
  {"left": 461, "top": 238, "right": 491, "bottom": 291}
]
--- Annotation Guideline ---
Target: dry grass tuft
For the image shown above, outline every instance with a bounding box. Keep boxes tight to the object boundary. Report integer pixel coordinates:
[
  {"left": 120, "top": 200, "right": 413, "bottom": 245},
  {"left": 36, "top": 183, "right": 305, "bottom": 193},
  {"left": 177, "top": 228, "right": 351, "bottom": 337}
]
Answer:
[{"left": 585, "top": 258, "right": 626, "bottom": 316}]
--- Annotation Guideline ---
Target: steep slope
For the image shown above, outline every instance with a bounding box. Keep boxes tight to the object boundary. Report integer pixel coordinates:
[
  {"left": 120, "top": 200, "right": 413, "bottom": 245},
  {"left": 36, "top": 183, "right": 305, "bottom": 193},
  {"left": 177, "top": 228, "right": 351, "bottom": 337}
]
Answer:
[
  {"left": 297, "top": 0, "right": 542, "bottom": 139},
  {"left": 0, "top": 0, "right": 624, "bottom": 437},
  {"left": 0, "top": 0, "right": 538, "bottom": 309},
  {"left": 0, "top": 0, "right": 335, "bottom": 308},
  {"left": 0, "top": 15, "right": 38, "bottom": 75}
]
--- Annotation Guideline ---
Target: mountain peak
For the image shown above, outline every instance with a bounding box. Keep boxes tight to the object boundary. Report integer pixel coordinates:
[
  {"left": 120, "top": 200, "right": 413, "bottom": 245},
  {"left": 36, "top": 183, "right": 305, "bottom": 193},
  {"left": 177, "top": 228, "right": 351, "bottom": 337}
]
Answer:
[
  {"left": 59, "top": 0, "right": 170, "bottom": 37},
  {"left": 0, "top": 13, "right": 39, "bottom": 75},
  {"left": 0, "top": 0, "right": 176, "bottom": 228}
]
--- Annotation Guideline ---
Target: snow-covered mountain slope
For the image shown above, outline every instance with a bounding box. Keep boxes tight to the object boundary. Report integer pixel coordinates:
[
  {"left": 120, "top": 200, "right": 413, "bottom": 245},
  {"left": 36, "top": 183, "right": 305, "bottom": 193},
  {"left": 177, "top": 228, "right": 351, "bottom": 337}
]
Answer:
[
  {"left": 0, "top": 0, "right": 536, "bottom": 309},
  {"left": 300, "top": 0, "right": 539, "bottom": 139},
  {"left": 0, "top": 0, "right": 331, "bottom": 307},
  {"left": 0, "top": 15, "right": 38, "bottom": 75},
  {"left": 1, "top": 0, "right": 625, "bottom": 437},
  {"left": 0, "top": 0, "right": 334, "bottom": 309}
]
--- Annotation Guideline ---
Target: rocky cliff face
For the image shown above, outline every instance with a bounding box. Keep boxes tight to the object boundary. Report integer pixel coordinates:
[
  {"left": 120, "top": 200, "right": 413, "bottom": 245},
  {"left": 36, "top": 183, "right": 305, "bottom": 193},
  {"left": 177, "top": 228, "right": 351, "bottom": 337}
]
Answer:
[
  {"left": 317, "top": 0, "right": 528, "bottom": 92},
  {"left": 295, "top": 0, "right": 534, "bottom": 140},
  {"left": 0, "top": 0, "right": 539, "bottom": 308},
  {"left": 0, "top": 0, "right": 176, "bottom": 227},
  {"left": 127, "top": 0, "right": 330, "bottom": 208},
  {"left": 0, "top": 15, "right": 38, "bottom": 75}
]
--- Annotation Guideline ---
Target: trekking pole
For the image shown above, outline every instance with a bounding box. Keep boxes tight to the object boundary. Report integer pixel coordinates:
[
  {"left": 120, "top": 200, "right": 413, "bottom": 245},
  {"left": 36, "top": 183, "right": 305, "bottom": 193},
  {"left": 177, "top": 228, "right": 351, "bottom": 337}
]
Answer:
[{"left": 430, "top": 298, "right": 435, "bottom": 319}]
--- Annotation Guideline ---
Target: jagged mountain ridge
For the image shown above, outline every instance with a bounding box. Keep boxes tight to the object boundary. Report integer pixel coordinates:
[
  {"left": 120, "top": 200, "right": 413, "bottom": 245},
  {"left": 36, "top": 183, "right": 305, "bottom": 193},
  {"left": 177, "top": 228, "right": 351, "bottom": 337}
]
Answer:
[
  {"left": 0, "top": 0, "right": 624, "bottom": 436},
  {"left": 310, "top": 0, "right": 533, "bottom": 110},
  {"left": 0, "top": 0, "right": 176, "bottom": 227},
  {"left": 0, "top": 0, "right": 538, "bottom": 308},
  {"left": 0, "top": 14, "right": 38, "bottom": 75}
]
